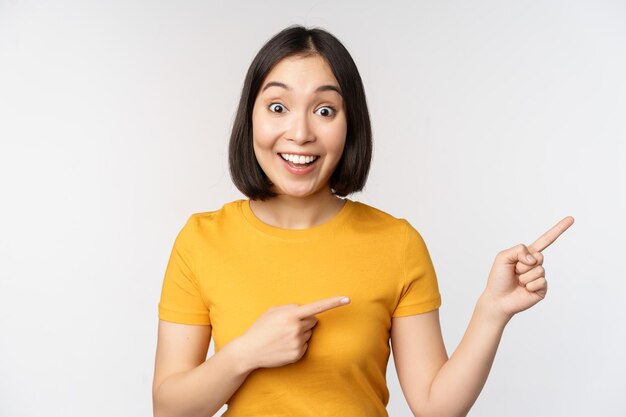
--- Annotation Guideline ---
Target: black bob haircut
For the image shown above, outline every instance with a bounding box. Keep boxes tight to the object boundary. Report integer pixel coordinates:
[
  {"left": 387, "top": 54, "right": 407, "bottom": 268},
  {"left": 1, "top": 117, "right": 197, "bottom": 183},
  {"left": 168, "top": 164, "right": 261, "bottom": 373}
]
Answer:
[{"left": 228, "top": 24, "right": 373, "bottom": 201}]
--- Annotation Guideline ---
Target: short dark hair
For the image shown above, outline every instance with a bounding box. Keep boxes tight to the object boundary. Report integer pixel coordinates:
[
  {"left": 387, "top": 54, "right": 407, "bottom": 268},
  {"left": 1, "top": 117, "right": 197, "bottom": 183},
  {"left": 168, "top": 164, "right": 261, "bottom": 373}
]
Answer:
[{"left": 228, "top": 24, "right": 373, "bottom": 201}]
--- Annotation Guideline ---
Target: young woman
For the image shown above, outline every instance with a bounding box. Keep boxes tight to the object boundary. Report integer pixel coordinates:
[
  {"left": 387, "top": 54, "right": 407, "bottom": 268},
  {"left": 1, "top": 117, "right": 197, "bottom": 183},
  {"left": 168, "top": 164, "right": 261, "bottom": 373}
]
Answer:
[{"left": 152, "top": 25, "right": 574, "bottom": 417}]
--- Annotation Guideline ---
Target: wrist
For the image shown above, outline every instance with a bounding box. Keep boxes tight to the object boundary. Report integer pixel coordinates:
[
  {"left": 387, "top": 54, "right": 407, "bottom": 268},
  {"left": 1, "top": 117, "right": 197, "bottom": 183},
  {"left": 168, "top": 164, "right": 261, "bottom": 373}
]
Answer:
[
  {"left": 477, "top": 292, "right": 514, "bottom": 327},
  {"left": 222, "top": 336, "right": 258, "bottom": 375}
]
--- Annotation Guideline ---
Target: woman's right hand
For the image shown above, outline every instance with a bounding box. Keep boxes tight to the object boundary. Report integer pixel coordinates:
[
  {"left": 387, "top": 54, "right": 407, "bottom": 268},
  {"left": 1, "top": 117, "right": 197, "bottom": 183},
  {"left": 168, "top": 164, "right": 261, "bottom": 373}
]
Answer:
[{"left": 230, "top": 296, "right": 351, "bottom": 370}]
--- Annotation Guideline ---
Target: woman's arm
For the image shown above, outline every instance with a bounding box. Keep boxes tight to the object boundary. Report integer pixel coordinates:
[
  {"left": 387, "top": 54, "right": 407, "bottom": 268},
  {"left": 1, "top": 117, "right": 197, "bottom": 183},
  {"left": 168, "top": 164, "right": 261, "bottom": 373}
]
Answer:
[
  {"left": 394, "top": 217, "right": 573, "bottom": 417},
  {"left": 422, "top": 293, "right": 510, "bottom": 417},
  {"left": 153, "top": 326, "right": 256, "bottom": 417}
]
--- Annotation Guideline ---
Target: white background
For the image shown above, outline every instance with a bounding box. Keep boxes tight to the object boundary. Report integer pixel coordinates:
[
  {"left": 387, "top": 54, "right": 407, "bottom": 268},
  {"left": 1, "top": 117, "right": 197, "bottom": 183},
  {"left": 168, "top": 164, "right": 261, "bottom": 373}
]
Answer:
[{"left": 1, "top": 0, "right": 625, "bottom": 416}]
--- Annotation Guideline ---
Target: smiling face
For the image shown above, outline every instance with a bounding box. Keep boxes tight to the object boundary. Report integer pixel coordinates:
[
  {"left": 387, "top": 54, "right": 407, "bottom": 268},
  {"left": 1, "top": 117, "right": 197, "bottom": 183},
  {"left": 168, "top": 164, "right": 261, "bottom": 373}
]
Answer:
[{"left": 251, "top": 54, "right": 347, "bottom": 199}]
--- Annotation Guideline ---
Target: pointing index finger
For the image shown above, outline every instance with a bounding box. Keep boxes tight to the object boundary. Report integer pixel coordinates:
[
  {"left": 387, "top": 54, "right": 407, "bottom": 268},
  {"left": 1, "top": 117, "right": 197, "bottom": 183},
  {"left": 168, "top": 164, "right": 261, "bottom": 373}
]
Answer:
[
  {"left": 528, "top": 216, "right": 575, "bottom": 253},
  {"left": 296, "top": 296, "right": 350, "bottom": 319}
]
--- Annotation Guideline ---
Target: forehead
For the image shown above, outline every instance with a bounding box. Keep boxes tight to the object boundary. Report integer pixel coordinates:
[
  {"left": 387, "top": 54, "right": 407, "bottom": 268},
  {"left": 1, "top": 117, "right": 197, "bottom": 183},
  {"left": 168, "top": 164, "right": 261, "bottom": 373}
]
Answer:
[{"left": 260, "top": 55, "right": 340, "bottom": 95}]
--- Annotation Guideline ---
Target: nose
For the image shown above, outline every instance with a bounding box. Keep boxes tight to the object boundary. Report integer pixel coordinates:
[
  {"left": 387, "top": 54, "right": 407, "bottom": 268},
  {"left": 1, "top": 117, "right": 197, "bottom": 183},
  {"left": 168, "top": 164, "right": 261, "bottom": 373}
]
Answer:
[{"left": 286, "top": 110, "right": 315, "bottom": 144}]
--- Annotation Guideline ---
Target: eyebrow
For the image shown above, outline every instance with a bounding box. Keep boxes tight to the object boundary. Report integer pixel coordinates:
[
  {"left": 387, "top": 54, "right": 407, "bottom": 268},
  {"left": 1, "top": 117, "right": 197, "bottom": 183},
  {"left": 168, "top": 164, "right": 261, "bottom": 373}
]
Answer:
[{"left": 260, "top": 81, "right": 342, "bottom": 97}]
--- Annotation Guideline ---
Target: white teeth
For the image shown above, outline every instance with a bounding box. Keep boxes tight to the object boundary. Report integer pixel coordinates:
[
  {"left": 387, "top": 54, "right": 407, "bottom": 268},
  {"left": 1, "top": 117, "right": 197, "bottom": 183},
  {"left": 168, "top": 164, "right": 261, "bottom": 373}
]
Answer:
[{"left": 280, "top": 153, "right": 319, "bottom": 164}]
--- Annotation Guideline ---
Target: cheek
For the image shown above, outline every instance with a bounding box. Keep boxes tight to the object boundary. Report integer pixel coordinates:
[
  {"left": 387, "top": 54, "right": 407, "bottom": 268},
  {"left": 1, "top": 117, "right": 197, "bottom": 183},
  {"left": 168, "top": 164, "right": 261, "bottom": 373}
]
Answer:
[
  {"left": 318, "top": 122, "right": 347, "bottom": 154},
  {"left": 252, "top": 113, "right": 287, "bottom": 144},
  {"left": 252, "top": 118, "right": 276, "bottom": 148}
]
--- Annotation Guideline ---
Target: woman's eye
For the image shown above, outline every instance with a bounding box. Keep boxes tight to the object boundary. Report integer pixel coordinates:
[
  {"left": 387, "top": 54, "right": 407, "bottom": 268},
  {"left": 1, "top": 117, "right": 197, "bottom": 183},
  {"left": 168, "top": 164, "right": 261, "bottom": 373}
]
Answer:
[
  {"left": 268, "top": 103, "right": 336, "bottom": 117},
  {"left": 268, "top": 103, "right": 286, "bottom": 113},
  {"left": 316, "top": 106, "right": 337, "bottom": 117}
]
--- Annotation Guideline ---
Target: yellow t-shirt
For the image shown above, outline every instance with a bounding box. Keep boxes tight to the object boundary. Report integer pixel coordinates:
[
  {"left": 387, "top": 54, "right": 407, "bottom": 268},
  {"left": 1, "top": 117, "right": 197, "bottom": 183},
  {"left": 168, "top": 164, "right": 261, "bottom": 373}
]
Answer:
[{"left": 158, "top": 198, "right": 442, "bottom": 416}]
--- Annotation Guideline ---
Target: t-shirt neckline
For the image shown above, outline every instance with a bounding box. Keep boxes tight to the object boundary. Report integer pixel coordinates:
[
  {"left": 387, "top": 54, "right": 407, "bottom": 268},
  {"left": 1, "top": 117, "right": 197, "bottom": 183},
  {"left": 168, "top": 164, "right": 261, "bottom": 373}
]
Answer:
[{"left": 239, "top": 197, "right": 355, "bottom": 241}]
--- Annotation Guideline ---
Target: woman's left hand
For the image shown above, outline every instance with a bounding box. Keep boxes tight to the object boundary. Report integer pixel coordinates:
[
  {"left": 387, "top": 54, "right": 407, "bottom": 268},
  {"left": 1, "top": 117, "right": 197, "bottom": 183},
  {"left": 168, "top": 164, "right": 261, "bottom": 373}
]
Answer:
[{"left": 482, "top": 216, "right": 575, "bottom": 321}]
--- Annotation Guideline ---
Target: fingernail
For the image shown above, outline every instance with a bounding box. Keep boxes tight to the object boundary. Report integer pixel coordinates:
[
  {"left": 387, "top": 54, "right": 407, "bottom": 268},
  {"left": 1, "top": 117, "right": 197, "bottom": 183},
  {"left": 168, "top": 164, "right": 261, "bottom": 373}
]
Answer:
[
  {"left": 526, "top": 254, "right": 535, "bottom": 262},
  {"left": 340, "top": 297, "right": 350, "bottom": 304}
]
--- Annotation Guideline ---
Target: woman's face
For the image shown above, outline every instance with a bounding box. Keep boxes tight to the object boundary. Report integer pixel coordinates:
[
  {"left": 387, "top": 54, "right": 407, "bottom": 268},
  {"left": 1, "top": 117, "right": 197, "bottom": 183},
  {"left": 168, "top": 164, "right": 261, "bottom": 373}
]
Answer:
[{"left": 251, "top": 54, "right": 347, "bottom": 199}]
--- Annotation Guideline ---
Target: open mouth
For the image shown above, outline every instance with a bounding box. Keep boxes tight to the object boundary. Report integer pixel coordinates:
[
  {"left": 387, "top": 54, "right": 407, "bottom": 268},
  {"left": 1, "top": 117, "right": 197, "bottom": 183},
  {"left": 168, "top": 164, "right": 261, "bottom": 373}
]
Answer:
[{"left": 277, "top": 153, "right": 320, "bottom": 168}]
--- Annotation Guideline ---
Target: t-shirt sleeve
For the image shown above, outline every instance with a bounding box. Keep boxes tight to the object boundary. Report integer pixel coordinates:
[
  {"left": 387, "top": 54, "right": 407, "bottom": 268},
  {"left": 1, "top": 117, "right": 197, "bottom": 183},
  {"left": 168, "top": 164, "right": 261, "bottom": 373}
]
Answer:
[
  {"left": 157, "top": 215, "right": 211, "bottom": 325},
  {"left": 392, "top": 220, "right": 442, "bottom": 317}
]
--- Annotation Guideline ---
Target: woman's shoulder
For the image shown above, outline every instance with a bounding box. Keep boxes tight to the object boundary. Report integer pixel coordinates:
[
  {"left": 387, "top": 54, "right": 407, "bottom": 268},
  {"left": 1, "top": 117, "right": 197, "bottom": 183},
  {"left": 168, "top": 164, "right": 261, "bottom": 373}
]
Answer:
[
  {"left": 350, "top": 199, "right": 409, "bottom": 230},
  {"left": 350, "top": 200, "right": 428, "bottom": 245},
  {"left": 183, "top": 198, "right": 246, "bottom": 229}
]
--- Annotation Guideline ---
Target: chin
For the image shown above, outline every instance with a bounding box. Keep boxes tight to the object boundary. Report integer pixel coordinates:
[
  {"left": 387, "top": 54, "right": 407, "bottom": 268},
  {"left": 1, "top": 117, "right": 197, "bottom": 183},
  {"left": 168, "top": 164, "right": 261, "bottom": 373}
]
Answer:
[{"left": 276, "top": 185, "right": 320, "bottom": 198}]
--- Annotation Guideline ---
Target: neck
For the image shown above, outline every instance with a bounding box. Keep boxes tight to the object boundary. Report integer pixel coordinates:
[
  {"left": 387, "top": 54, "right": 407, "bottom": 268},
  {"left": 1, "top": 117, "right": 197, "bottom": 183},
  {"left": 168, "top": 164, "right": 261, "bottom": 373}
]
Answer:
[{"left": 249, "top": 188, "right": 345, "bottom": 230}]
